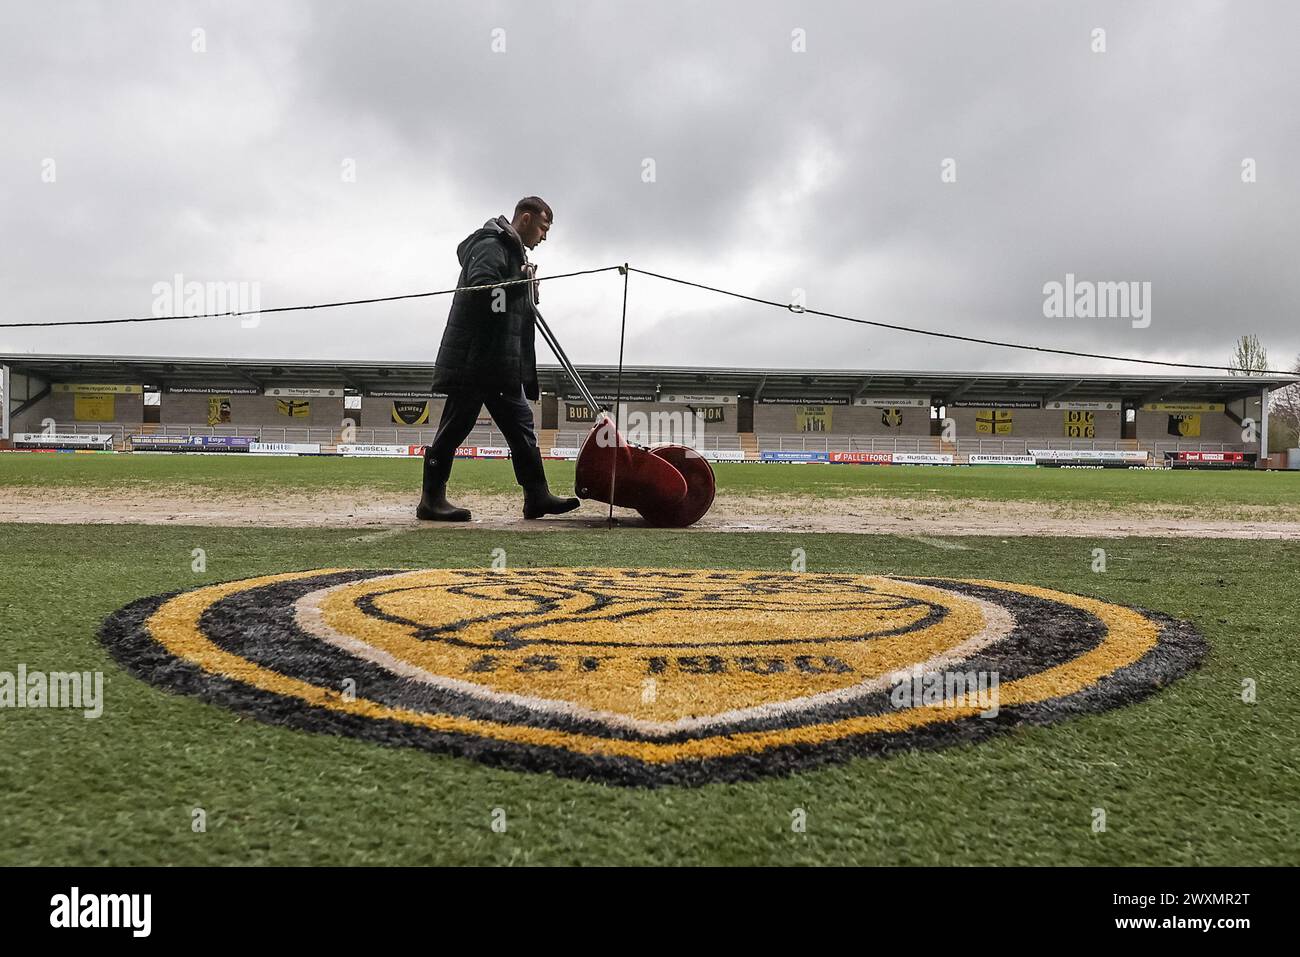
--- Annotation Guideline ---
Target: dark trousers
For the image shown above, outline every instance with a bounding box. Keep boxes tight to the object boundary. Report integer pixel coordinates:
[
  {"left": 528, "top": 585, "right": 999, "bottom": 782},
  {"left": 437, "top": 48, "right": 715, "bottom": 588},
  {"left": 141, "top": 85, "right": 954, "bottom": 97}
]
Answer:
[{"left": 424, "top": 386, "right": 545, "bottom": 489}]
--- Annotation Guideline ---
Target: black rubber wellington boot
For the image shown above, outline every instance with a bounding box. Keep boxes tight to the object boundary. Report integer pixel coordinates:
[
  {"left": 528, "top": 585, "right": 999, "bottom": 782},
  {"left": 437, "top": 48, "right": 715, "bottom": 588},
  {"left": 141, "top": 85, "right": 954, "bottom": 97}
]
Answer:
[
  {"left": 523, "top": 484, "right": 581, "bottom": 519},
  {"left": 416, "top": 449, "right": 470, "bottom": 521},
  {"left": 417, "top": 482, "right": 472, "bottom": 521},
  {"left": 515, "top": 445, "right": 580, "bottom": 519}
]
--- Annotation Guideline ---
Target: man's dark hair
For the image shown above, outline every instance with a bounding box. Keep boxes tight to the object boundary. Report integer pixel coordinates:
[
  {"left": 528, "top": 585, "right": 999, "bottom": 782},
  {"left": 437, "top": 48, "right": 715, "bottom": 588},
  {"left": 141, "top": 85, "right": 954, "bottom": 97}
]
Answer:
[{"left": 514, "top": 196, "right": 553, "bottom": 223}]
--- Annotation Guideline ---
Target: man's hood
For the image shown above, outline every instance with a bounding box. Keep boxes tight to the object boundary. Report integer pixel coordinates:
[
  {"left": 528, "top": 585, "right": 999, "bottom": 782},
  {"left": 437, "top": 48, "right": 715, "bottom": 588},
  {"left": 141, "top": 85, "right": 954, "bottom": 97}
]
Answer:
[{"left": 457, "top": 215, "right": 525, "bottom": 267}]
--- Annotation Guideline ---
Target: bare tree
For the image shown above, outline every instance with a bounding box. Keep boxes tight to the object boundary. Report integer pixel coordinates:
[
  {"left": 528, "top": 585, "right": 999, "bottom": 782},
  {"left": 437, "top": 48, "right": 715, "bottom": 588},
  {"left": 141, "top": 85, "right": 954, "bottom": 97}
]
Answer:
[
  {"left": 1269, "top": 352, "right": 1300, "bottom": 447},
  {"left": 1228, "top": 334, "right": 1270, "bottom": 375}
]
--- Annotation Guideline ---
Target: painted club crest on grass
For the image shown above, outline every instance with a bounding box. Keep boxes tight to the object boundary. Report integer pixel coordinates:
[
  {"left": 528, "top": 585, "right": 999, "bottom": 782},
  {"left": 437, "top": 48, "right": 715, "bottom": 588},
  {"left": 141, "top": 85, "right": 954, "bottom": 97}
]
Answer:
[{"left": 100, "top": 568, "right": 1204, "bottom": 786}]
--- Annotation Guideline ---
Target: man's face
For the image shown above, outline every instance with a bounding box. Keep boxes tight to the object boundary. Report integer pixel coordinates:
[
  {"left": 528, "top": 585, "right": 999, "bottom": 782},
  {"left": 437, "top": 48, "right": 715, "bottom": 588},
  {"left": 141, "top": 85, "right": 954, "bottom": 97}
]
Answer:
[{"left": 517, "top": 211, "right": 551, "bottom": 250}]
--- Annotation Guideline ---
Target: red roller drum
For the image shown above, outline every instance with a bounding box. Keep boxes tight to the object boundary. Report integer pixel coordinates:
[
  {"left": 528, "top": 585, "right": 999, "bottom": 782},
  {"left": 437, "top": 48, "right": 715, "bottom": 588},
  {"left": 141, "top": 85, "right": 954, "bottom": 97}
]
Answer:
[
  {"left": 574, "top": 415, "right": 687, "bottom": 510},
  {"left": 637, "top": 445, "right": 716, "bottom": 528}
]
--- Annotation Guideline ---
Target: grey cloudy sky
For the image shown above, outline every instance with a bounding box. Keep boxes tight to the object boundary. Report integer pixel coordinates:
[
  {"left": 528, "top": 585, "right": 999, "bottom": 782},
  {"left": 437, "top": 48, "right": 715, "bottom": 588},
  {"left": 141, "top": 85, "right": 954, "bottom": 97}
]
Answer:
[{"left": 2, "top": 0, "right": 1297, "bottom": 375}]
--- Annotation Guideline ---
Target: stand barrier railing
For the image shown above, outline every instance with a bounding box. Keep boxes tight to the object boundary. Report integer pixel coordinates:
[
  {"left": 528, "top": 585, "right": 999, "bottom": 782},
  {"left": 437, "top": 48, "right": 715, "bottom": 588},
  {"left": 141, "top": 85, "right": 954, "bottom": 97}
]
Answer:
[{"left": 29, "top": 423, "right": 1248, "bottom": 457}]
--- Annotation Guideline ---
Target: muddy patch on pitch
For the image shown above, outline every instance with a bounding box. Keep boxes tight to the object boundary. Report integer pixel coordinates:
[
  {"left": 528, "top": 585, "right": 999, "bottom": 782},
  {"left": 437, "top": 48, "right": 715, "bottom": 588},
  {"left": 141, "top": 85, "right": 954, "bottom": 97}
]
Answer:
[{"left": 3, "top": 487, "right": 1299, "bottom": 538}]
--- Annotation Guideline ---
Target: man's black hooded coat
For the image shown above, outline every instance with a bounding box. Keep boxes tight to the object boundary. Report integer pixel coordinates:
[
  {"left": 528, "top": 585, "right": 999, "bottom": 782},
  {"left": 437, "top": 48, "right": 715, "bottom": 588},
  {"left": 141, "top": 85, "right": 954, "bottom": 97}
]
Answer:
[{"left": 431, "top": 216, "right": 540, "bottom": 401}]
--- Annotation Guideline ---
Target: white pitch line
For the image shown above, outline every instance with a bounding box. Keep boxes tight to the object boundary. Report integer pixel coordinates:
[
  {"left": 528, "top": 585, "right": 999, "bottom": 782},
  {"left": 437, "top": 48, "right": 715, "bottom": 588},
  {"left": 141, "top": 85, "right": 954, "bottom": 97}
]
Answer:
[
  {"left": 345, "top": 527, "right": 413, "bottom": 544},
  {"left": 900, "top": 535, "right": 972, "bottom": 551}
]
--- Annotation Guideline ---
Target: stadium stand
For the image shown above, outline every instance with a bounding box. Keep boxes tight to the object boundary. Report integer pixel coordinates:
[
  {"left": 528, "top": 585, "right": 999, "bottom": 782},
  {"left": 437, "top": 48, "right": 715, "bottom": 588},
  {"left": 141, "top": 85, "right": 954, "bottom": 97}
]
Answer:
[{"left": 3, "top": 356, "right": 1295, "bottom": 468}]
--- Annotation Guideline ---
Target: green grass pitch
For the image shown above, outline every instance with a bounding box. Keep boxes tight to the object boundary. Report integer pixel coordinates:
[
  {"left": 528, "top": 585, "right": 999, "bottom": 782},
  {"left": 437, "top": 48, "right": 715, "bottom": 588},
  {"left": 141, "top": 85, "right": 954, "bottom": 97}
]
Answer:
[
  {"left": 1, "top": 455, "right": 1297, "bottom": 864},
  {"left": 1, "top": 526, "right": 1297, "bottom": 864}
]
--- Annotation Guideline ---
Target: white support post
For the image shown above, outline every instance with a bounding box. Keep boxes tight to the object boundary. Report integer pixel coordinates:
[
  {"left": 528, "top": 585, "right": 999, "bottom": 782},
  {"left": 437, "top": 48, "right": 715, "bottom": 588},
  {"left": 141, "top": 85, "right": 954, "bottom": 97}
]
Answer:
[
  {"left": 1, "top": 364, "right": 9, "bottom": 440},
  {"left": 1260, "top": 386, "right": 1270, "bottom": 465}
]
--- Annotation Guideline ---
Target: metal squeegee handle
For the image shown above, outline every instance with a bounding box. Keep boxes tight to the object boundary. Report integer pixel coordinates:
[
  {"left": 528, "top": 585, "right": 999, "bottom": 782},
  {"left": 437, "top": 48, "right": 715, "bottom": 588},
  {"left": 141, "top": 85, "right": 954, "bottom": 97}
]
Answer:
[{"left": 532, "top": 307, "right": 604, "bottom": 413}]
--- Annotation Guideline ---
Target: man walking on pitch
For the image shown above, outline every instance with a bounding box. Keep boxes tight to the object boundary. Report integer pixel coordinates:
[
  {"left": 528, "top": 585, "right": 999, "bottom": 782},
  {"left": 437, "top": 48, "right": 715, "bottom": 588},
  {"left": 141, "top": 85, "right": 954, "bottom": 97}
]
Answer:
[{"left": 418, "top": 196, "right": 581, "bottom": 522}]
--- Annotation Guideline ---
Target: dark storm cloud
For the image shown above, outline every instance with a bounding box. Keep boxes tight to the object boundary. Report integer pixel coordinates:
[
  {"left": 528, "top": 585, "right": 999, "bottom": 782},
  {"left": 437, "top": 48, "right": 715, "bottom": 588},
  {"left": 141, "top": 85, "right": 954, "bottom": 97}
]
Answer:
[{"left": 1, "top": 0, "right": 1297, "bottom": 375}]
